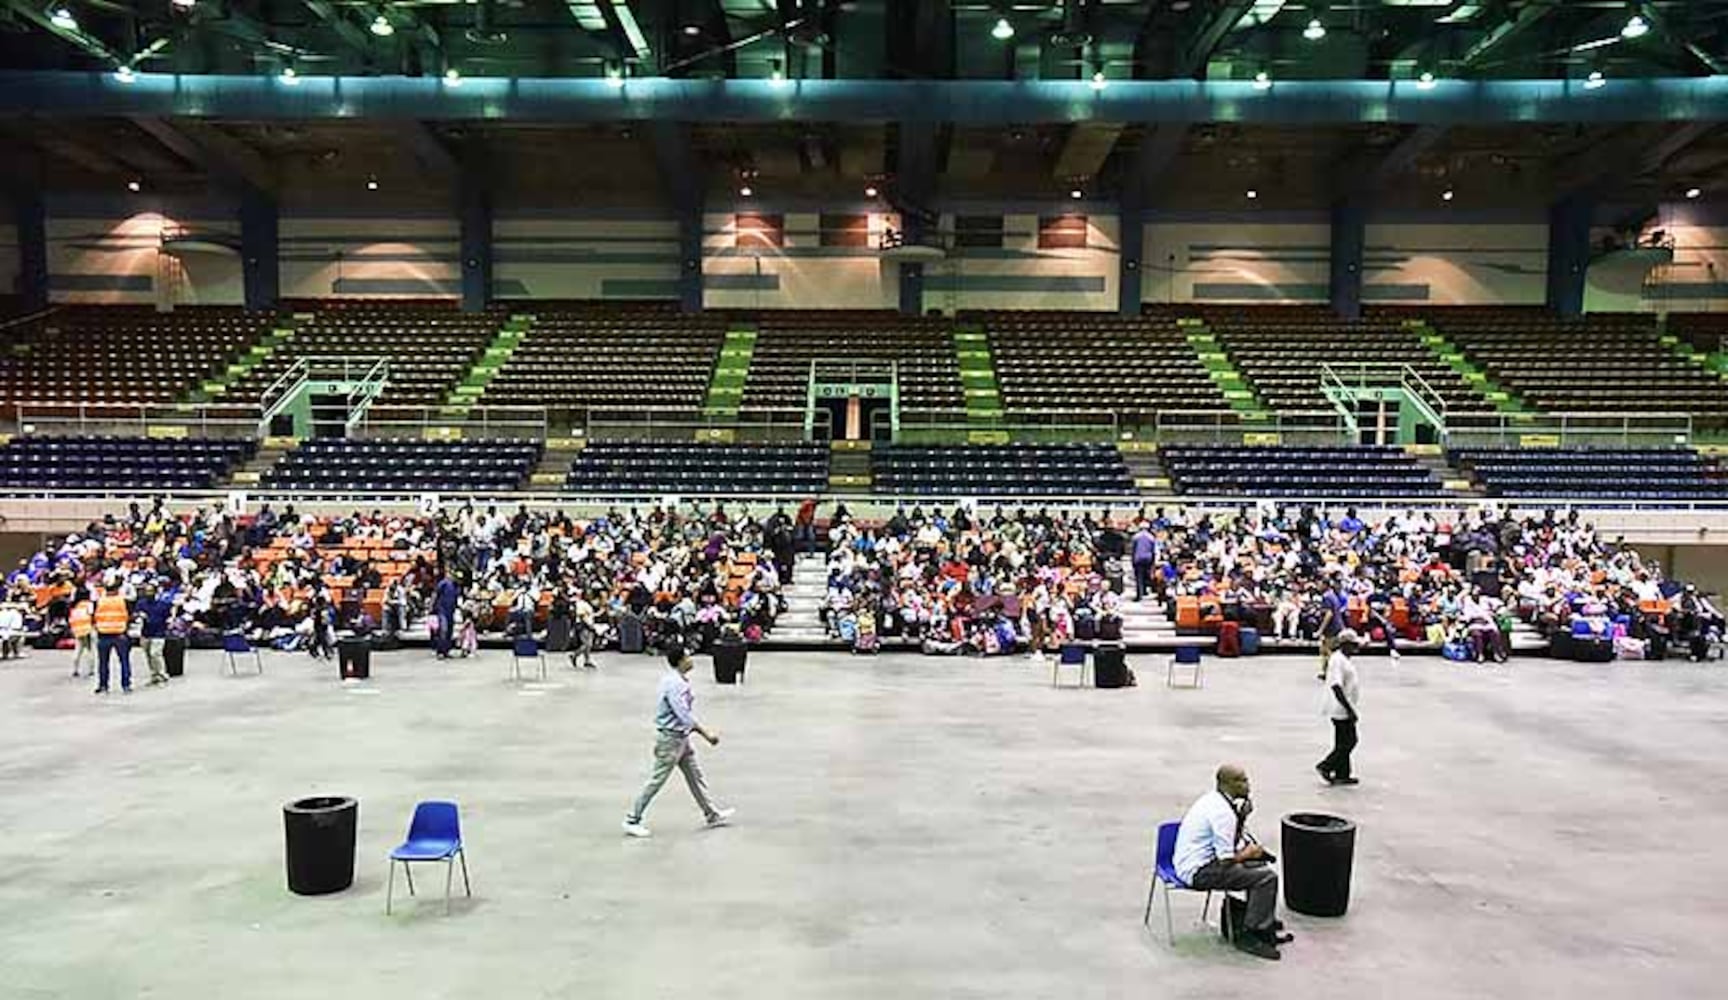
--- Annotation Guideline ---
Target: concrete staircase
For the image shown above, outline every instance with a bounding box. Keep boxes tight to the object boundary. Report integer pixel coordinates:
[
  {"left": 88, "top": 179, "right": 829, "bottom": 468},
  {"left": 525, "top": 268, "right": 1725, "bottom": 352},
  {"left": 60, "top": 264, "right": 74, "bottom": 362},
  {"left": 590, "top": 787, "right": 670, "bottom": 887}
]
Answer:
[
  {"left": 828, "top": 440, "right": 873, "bottom": 494},
  {"left": 1406, "top": 443, "right": 1480, "bottom": 497},
  {"left": 184, "top": 321, "right": 297, "bottom": 406},
  {"left": 224, "top": 437, "right": 300, "bottom": 489},
  {"left": 443, "top": 314, "right": 530, "bottom": 417},
  {"left": 703, "top": 326, "right": 757, "bottom": 417},
  {"left": 528, "top": 438, "right": 584, "bottom": 491},
  {"left": 1121, "top": 442, "right": 1174, "bottom": 495},
  {"left": 1412, "top": 319, "right": 1526, "bottom": 414},
  {"left": 769, "top": 553, "right": 833, "bottom": 645},
  {"left": 953, "top": 325, "right": 1005, "bottom": 431},
  {"left": 1182, "top": 319, "right": 1268, "bottom": 419}
]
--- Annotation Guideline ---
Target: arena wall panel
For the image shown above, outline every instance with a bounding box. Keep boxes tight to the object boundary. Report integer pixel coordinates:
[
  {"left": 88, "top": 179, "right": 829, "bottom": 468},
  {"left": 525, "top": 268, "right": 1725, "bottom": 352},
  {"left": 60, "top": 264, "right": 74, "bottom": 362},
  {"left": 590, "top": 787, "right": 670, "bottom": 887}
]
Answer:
[
  {"left": 278, "top": 217, "right": 461, "bottom": 299},
  {"left": 45, "top": 212, "right": 243, "bottom": 306},
  {"left": 492, "top": 216, "right": 681, "bottom": 300},
  {"left": 700, "top": 210, "right": 899, "bottom": 310},
  {"left": 1360, "top": 223, "right": 1548, "bottom": 305},
  {"left": 921, "top": 213, "right": 1119, "bottom": 313},
  {"left": 1142, "top": 222, "right": 1332, "bottom": 305}
]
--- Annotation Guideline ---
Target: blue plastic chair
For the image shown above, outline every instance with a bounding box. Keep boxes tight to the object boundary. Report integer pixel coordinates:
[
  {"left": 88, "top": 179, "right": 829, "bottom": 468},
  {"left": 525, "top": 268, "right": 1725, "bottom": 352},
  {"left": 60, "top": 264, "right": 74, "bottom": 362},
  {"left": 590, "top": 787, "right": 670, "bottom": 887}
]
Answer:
[
  {"left": 386, "top": 801, "right": 471, "bottom": 915},
  {"left": 1143, "top": 820, "right": 1232, "bottom": 946},
  {"left": 510, "top": 635, "right": 546, "bottom": 682},
  {"left": 1052, "top": 643, "right": 1089, "bottom": 688},
  {"left": 1167, "top": 645, "right": 1204, "bottom": 688},
  {"left": 222, "top": 632, "right": 263, "bottom": 675}
]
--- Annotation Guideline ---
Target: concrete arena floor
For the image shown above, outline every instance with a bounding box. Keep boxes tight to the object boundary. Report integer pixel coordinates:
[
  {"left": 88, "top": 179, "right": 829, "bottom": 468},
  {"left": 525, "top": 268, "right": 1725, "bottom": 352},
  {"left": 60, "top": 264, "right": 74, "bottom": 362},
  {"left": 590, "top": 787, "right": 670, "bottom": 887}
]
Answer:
[{"left": 0, "top": 647, "right": 1725, "bottom": 1000}]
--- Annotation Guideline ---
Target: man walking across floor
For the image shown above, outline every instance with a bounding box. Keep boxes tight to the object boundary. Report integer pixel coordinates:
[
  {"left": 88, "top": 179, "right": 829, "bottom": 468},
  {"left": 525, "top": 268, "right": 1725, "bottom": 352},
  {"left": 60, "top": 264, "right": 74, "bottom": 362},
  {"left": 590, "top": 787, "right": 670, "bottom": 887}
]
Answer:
[
  {"left": 93, "top": 581, "right": 134, "bottom": 695},
  {"left": 623, "top": 646, "right": 734, "bottom": 838},
  {"left": 1317, "top": 629, "right": 1362, "bottom": 785},
  {"left": 1130, "top": 522, "right": 1157, "bottom": 602},
  {"left": 1174, "top": 764, "right": 1291, "bottom": 961}
]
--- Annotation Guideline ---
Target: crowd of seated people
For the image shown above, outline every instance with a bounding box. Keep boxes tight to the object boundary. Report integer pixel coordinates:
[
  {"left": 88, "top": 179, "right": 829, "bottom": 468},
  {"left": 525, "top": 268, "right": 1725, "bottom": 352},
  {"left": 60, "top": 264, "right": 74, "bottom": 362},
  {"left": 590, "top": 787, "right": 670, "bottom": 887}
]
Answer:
[{"left": 5, "top": 499, "right": 800, "bottom": 663}]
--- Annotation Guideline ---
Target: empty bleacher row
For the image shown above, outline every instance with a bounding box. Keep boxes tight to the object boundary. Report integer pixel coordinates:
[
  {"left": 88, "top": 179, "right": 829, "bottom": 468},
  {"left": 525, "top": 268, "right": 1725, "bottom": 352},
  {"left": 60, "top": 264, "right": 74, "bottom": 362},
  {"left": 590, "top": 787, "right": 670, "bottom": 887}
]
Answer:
[
  {"left": 1, "top": 306, "right": 271, "bottom": 413},
  {"left": 481, "top": 302, "right": 726, "bottom": 414},
  {"left": 261, "top": 439, "right": 542, "bottom": 492},
  {"left": 1427, "top": 312, "right": 1728, "bottom": 427},
  {"left": 1161, "top": 445, "right": 1444, "bottom": 497},
  {"left": 1201, "top": 307, "right": 1497, "bottom": 416},
  {"left": 229, "top": 300, "right": 501, "bottom": 416},
  {"left": 0, "top": 436, "right": 255, "bottom": 490},
  {"left": 972, "top": 311, "right": 1227, "bottom": 413},
  {"left": 564, "top": 442, "right": 829, "bottom": 494},
  {"left": 743, "top": 312, "right": 963, "bottom": 415},
  {"left": 871, "top": 443, "right": 1136, "bottom": 496},
  {"left": 1452, "top": 447, "right": 1728, "bottom": 500}
]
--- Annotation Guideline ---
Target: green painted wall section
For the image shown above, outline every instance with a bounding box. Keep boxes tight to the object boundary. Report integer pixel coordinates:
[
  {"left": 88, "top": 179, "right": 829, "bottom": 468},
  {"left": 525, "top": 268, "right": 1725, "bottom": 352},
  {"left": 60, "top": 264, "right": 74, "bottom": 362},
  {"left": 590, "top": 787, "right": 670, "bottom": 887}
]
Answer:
[
  {"left": 954, "top": 325, "right": 1003, "bottom": 428},
  {"left": 445, "top": 315, "right": 530, "bottom": 417},
  {"left": 703, "top": 326, "right": 757, "bottom": 418},
  {"left": 1411, "top": 320, "right": 1527, "bottom": 415},
  {"left": 1182, "top": 319, "right": 1268, "bottom": 420}
]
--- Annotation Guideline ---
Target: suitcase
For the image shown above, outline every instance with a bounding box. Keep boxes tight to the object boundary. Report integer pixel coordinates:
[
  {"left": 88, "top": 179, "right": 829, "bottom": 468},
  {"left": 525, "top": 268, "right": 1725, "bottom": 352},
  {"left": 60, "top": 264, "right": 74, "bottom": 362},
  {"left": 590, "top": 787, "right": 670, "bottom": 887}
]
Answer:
[
  {"left": 1075, "top": 616, "right": 1097, "bottom": 641},
  {"left": 1239, "top": 626, "right": 1260, "bottom": 656},
  {"left": 1216, "top": 620, "right": 1241, "bottom": 658},
  {"left": 616, "top": 611, "right": 645, "bottom": 654},
  {"left": 1093, "top": 644, "right": 1128, "bottom": 688},
  {"left": 1573, "top": 637, "right": 1616, "bottom": 663},
  {"left": 164, "top": 637, "right": 187, "bottom": 678},
  {"left": 1098, "top": 615, "right": 1123, "bottom": 641},
  {"left": 544, "top": 616, "right": 573, "bottom": 653}
]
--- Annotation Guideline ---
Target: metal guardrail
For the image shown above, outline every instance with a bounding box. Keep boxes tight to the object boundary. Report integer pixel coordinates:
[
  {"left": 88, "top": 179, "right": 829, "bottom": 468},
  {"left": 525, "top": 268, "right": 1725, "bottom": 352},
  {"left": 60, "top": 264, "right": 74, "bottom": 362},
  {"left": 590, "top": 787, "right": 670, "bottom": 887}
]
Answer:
[
  {"left": 1443, "top": 411, "right": 1694, "bottom": 449},
  {"left": 583, "top": 406, "right": 814, "bottom": 443}
]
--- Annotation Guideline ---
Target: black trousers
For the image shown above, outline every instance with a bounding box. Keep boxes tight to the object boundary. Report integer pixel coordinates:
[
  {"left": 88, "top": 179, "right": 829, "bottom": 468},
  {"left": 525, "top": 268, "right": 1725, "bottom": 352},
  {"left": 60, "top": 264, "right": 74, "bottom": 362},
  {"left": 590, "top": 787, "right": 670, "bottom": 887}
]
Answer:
[
  {"left": 1321, "top": 719, "right": 1358, "bottom": 779},
  {"left": 1132, "top": 559, "right": 1153, "bottom": 600}
]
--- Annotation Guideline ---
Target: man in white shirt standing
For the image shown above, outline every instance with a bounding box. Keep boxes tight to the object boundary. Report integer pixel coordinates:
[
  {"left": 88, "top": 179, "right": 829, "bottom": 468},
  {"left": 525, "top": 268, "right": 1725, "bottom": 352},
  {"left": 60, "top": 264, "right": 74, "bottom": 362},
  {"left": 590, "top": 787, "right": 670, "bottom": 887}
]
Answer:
[
  {"left": 623, "top": 646, "right": 734, "bottom": 838},
  {"left": 1317, "top": 629, "right": 1362, "bottom": 785},
  {"left": 1173, "top": 764, "right": 1289, "bottom": 961}
]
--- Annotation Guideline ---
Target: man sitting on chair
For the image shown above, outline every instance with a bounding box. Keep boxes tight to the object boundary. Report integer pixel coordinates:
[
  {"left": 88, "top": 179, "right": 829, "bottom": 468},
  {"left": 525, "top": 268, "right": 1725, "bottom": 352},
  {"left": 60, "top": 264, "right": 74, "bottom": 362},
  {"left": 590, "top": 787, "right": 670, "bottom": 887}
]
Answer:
[{"left": 1173, "top": 763, "right": 1292, "bottom": 961}]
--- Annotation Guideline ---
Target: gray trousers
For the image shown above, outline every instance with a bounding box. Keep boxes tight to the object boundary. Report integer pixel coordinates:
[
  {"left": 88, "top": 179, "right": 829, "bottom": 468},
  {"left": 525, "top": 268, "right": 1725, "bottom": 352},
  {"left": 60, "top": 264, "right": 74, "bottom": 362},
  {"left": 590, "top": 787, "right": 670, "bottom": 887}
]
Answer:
[
  {"left": 627, "top": 732, "right": 718, "bottom": 824},
  {"left": 72, "top": 634, "right": 96, "bottom": 675},
  {"left": 141, "top": 637, "right": 168, "bottom": 681},
  {"left": 1189, "top": 859, "right": 1279, "bottom": 933}
]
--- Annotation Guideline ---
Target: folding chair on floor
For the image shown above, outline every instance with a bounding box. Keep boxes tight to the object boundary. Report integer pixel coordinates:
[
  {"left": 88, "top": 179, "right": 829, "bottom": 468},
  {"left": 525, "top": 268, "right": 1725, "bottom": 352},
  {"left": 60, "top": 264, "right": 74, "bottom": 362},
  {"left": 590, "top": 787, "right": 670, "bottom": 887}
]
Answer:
[
  {"left": 386, "top": 801, "right": 472, "bottom": 916},
  {"left": 1166, "top": 645, "right": 1203, "bottom": 688},
  {"left": 511, "top": 636, "right": 546, "bottom": 681},
  {"left": 223, "top": 633, "right": 263, "bottom": 675},
  {"left": 1052, "top": 642, "right": 1089, "bottom": 688},
  {"left": 1144, "top": 820, "right": 1240, "bottom": 946}
]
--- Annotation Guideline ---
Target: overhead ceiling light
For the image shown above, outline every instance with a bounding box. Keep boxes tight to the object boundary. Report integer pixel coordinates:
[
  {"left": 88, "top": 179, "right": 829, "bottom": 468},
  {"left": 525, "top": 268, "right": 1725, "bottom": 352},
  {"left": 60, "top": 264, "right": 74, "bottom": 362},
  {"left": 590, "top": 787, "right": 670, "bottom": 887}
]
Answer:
[
  {"left": 1442, "top": 189, "right": 1455, "bottom": 202},
  {"left": 170, "top": 0, "right": 196, "bottom": 8},
  {"left": 1416, "top": 71, "right": 1437, "bottom": 90},
  {"left": 1686, "top": 187, "right": 1702, "bottom": 199},
  {"left": 682, "top": 24, "right": 701, "bottom": 37},
  {"left": 863, "top": 184, "right": 879, "bottom": 198},
  {"left": 280, "top": 65, "right": 300, "bottom": 85},
  {"left": 1584, "top": 69, "right": 1606, "bottom": 89},
  {"left": 769, "top": 68, "right": 786, "bottom": 87},
  {"left": 1303, "top": 18, "right": 1326, "bottom": 41},
  {"left": 1090, "top": 70, "right": 1108, "bottom": 91},
  {"left": 605, "top": 65, "right": 625, "bottom": 88},
  {"left": 444, "top": 67, "right": 461, "bottom": 86},
  {"left": 1246, "top": 189, "right": 1259, "bottom": 200},
  {"left": 126, "top": 179, "right": 141, "bottom": 193},
  {"left": 1252, "top": 70, "right": 1272, "bottom": 90},
  {"left": 366, "top": 177, "right": 379, "bottom": 191},
  {"left": 370, "top": 13, "right": 394, "bottom": 37},
  {"left": 739, "top": 185, "right": 753, "bottom": 197},
  {"left": 48, "top": 6, "right": 76, "bottom": 30},
  {"left": 991, "top": 17, "right": 1014, "bottom": 41},
  {"left": 114, "top": 64, "right": 136, "bottom": 84},
  {"left": 1070, "top": 188, "right": 1084, "bottom": 200},
  {"left": 1621, "top": 13, "right": 1649, "bottom": 39}
]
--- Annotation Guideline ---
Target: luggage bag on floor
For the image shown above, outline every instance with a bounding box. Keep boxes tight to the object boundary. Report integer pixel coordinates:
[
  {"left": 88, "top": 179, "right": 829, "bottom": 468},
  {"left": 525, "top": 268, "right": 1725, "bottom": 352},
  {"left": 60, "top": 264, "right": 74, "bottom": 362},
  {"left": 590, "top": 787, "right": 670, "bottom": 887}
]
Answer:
[
  {"left": 1239, "top": 626, "right": 1260, "bottom": 656},
  {"left": 1216, "top": 621, "right": 1241, "bottom": 658}
]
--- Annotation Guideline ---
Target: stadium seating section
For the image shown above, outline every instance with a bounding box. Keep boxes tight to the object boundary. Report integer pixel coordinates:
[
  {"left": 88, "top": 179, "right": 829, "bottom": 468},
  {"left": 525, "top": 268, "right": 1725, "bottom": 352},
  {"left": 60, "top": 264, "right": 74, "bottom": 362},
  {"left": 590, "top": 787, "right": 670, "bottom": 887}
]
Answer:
[
  {"left": 1, "top": 306, "right": 271, "bottom": 414},
  {"left": 1161, "top": 445, "right": 1445, "bottom": 497},
  {"left": 482, "top": 302, "right": 726, "bottom": 416},
  {"left": 1201, "top": 307, "right": 1496, "bottom": 416},
  {"left": 871, "top": 444, "right": 1135, "bottom": 496},
  {"left": 563, "top": 442, "right": 829, "bottom": 495},
  {"left": 1451, "top": 447, "right": 1728, "bottom": 500},
  {"left": 230, "top": 300, "right": 500, "bottom": 418},
  {"left": 743, "top": 312, "right": 962, "bottom": 416},
  {"left": 262, "top": 439, "right": 542, "bottom": 492},
  {"left": 1668, "top": 312, "right": 1728, "bottom": 355},
  {"left": 1426, "top": 311, "right": 1728, "bottom": 428},
  {"left": 972, "top": 311, "right": 1227, "bottom": 413},
  {"left": 0, "top": 436, "right": 255, "bottom": 490}
]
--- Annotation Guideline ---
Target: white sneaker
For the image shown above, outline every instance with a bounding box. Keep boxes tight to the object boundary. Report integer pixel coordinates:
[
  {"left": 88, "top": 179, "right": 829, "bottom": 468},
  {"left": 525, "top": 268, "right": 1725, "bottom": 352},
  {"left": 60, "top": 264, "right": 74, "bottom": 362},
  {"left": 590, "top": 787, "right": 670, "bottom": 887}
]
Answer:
[
  {"left": 706, "top": 807, "right": 736, "bottom": 828},
  {"left": 622, "top": 820, "right": 652, "bottom": 838},
  {"left": 1390, "top": 649, "right": 1402, "bottom": 663}
]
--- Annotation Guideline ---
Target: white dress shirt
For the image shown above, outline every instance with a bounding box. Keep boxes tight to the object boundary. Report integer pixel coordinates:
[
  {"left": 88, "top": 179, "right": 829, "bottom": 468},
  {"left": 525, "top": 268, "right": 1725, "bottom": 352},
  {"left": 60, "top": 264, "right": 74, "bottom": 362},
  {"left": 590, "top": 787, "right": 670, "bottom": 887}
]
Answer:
[
  {"left": 1324, "top": 649, "right": 1360, "bottom": 721},
  {"left": 1173, "top": 790, "right": 1240, "bottom": 884}
]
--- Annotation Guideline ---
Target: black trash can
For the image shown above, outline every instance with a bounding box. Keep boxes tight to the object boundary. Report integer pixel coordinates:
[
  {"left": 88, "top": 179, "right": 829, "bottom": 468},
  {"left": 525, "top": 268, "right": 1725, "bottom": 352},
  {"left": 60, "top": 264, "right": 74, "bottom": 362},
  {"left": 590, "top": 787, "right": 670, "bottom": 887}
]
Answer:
[
  {"left": 163, "top": 636, "right": 187, "bottom": 678},
  {"left": 283, "top": 796, "right": 358, "bottom": 896},
  {"left": 1280, "top": 812, "right": 1357, "bottom": 917},
  {"left": 338, "top": 637, "right": 370, "bottom": 680},
  {"left": 713, "top": 639, "right": 747, "bottom": 685},
  {"left": 1093, "top": 643, "right": 1128, "bottom": 688}
]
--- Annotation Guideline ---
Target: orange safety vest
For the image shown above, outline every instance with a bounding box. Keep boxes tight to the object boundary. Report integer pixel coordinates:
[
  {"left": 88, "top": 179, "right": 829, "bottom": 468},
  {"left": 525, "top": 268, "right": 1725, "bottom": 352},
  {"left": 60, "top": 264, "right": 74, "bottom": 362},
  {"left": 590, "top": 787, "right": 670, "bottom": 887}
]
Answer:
[
  {"left": 94, "top": 594, "right": 130, "bottom": 636},
  {"left": 69, "top": 602, "right": 94, "bottom": 638}
]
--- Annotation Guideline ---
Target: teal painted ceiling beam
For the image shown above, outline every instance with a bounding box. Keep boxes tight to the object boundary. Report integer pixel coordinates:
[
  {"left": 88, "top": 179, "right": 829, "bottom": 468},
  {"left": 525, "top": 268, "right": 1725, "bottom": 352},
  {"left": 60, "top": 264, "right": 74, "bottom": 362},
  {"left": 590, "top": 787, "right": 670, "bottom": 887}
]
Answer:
[{"left": 4, "top": 71, "right": 1726, "bottom": 124}]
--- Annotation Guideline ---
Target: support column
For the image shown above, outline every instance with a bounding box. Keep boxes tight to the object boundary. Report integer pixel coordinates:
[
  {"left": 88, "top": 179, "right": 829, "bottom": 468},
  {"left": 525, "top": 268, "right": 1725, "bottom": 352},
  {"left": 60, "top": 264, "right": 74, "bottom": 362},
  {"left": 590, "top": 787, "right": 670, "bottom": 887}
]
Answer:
[
  {"left": 13, "top": 188, "right": 48, "bottom": 311},
  {"left": 677, "top": 200, "right": 704, "bottom": 313},
  {"left": 239, "top": 185, "right": 278, "bottom": 311},
  {"left": 1329, "top": 196, "right": 1366, "bottom": 320},
  {"left": 1546, "top": 194, "right": 1593, "bottom": 318},
  {"left": 1118, "top": 199, "right": 1145, "bottom": 317},
  {"left": 459, "top": 157, "right": 492, "bottom": 313},
  {"left": 898, "top": 212, "right": 925, "bottom": 316}
]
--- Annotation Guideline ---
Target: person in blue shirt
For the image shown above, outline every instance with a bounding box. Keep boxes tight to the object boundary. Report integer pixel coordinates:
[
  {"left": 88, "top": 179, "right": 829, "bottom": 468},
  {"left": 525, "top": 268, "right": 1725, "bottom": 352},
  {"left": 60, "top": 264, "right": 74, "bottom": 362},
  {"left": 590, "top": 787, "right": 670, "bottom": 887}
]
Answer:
[
  {"left": 432, "top": 570, "right": 460, "bottom": 659},
  {"left": 623, "top": 646, "right": 733, "bottom": 839},
  {"left": 1130, "top": 525, "right": 1157, "bottom": 602},
  {"left": 1317, "top": 579, "right": 1349, "bottom": 679},
  {"left": 135, "top": 580, "right": 176, "bottom": 687}
]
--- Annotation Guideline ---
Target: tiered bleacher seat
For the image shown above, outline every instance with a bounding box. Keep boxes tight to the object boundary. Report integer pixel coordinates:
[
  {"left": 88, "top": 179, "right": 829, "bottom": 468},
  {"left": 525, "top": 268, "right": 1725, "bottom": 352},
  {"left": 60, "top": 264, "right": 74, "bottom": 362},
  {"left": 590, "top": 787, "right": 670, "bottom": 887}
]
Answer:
[
  {"left": 872, "top": 444, "right": 1135, "bottom": 496},
  {"left": 1203, "top": 307, "right": 1496, "bottom": 416},
  {"left": 481, "top": 302, "right": 726, "bottom": 416},
  {"left": 1666, "top": 313, "right": 1728, "bottom": 355},
  {"left": 0, "top": 306, "right": 270, "bottom": 415},
  {"left": 229, "top": 300, "right": 500, "bottom": 419},
  {"left": 1451, "top": 447, "right": 1728, "bottom": 500},
  {"left": 563, "top": 442, "right": 828, "bottom": 494},
  {"left": 1162, "top": 445, "right": 1444, "bottom": 497},
  {"left": 1429, "top": 311, "right": 1728, "bottom": 428},
  {"left": 743, "top": 312, "right": 963, "bottom": 415},
  {"left": 261, "top": 438, "right": 542, "bottom": 492},
  {"left": 0, "top": 436, "right": 255, "bottom": 490},
  {"left": 972, "top": 311, "right": 1227, "bottom": 414}
]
